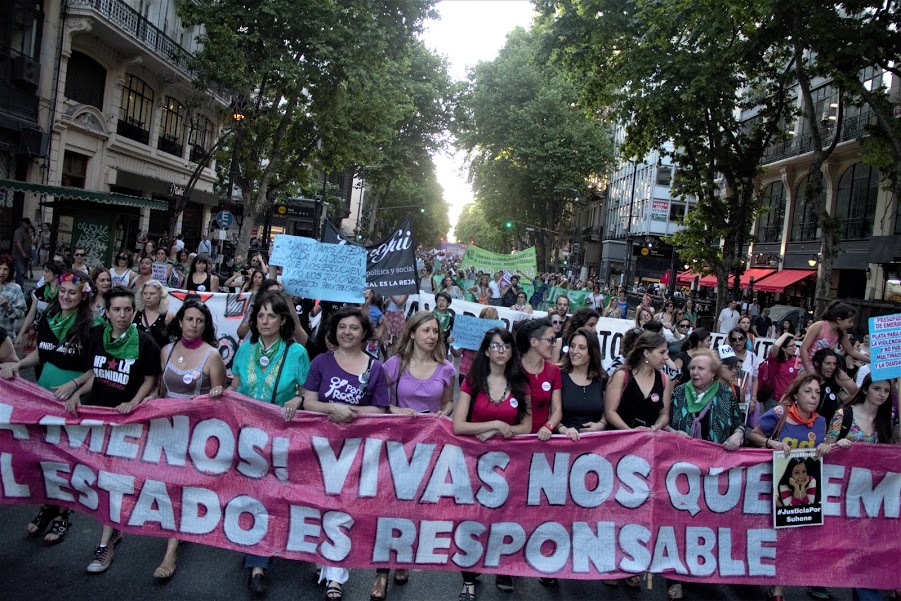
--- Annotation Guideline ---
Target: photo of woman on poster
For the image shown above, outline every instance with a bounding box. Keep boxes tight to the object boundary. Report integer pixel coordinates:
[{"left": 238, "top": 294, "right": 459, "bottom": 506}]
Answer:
[{"left": 777, "top": 456, "right": 819, "bottom": 507}]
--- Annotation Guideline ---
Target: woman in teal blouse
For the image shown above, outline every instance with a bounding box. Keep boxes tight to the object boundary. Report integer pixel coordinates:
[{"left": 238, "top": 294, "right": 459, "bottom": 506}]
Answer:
[{"left": 226, "top": 290, "right": 309, "bottom": 594}]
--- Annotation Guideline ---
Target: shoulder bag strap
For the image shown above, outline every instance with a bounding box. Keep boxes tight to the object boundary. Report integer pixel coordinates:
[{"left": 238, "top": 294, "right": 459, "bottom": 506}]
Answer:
[{"left": 269, "top": 341, "right": 293, "bottom": 404}]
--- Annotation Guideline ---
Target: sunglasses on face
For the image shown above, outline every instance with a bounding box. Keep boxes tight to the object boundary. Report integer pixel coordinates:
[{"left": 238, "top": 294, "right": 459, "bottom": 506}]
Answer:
[
  {"left": 74, "top": 252, "right": 85, "bottom": 257},
  {"left": 551, "top": 320, "right": 562, "bottom": 325},
  {"left": 489, "top": 343, "right": 512, "bottom": 352},
  {"left": 678, "top": 323, "right": 690, "bottom": 328},
  {"left": 730, "top": 336, "right": 745, "bottom": 343}
]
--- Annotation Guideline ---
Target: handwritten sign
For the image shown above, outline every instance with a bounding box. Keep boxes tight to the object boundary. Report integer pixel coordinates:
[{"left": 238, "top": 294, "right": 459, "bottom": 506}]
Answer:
[
  {"left": 868, "top": 313, "right": 901, "bottom": 380},
  {"left": 271, "top": 235, "right": 366, "bottom": 303},
  {"left": 449, "top": 313, "right": 506, "bottom": 351},
  {"left": 151, "top": 262, "right": 168, "bottom": 282}
]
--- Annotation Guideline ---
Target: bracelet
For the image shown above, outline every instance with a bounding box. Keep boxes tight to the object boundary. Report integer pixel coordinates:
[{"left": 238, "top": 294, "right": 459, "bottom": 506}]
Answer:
[
  {"left": 70, "top": 378, "right": 79, "bottom": 388},
  {"left": 544, "top": 422, "right": 554, "bottom": 432}
]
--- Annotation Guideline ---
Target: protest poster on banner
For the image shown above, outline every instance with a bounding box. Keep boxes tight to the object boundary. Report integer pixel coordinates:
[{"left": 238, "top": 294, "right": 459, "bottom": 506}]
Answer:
[
  {"left": 449, "top": 314, "right": 506, "bottom": 351},
  {"left": 2, "top": 376, "right": 901, "bottom": 588},
  {"left": 460, "top": 245, "right": 538, "bottom": 278},
  {"left": 868, "top": 313, "right": 901, "bottom": 380},
  {"left": 321, "top": 218, "right": 418, "bottom": 296},
  {"left": 269, "top": 235, "right": 366, "bottom": 303},
  {"left": 772, "top": 450, "right": 824, "bottom": 529}
]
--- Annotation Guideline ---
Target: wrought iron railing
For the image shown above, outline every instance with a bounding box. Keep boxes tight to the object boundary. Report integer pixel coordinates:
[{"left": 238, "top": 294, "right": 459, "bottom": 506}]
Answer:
[
  {"left": 157, "top": 135, "right": 183, "bottom": 157},
  {"left": 116, "top": 118, "right": 149, "bottom": 144},
  {"left": 762, "top": 110, "right": 876, "bottom": 164},
  {"left": 68, "top": 0, "right": 193, "bottom": 74}
]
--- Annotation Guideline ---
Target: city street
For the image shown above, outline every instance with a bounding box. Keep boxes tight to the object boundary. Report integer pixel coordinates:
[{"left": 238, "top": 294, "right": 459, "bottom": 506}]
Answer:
[{"left": 0, "top": 504, "right": 857, "bottom": 601}]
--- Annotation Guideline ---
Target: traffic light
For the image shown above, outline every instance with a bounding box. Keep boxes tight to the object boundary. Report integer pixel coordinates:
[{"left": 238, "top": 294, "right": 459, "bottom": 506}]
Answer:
[{"left": 505, "top": 221, "right": 513, "bottom": 229}]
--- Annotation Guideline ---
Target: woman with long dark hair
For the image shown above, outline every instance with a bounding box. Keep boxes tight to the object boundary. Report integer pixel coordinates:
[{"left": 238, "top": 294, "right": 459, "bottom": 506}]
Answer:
[
  {"left": 152, "top": 299, "right": 226, "bottom": 580},
  {"left": 90, "top": 267, "right": 112, "bottom": 318},
  {"left": 558, "top": 326, "right": 607, "bottom": 438},
  {"left": 811, "top": 347, "right": 857, "bottom": 425},
  {"left": 185, "top": 254, "right": 219, "bottom": 292},
  {"left": 453, "top": 327, "right": 531, "bottom": 598},
  {"left": 132, "top": 255, "right": 155, "bottom": 291},
  {"left": 1, "top": 270, "right": 95, "bottom": 544},
  {"left": 605, "top": 331, "right": 673, "bottom": 434}
]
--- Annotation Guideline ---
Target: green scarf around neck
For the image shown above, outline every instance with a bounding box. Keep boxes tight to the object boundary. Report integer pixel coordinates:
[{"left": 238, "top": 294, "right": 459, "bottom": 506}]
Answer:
[
  {"left": 46, "top": 310, "right": 76, "bottom": 342},
  {"left": 684, "top": 380, "right": 720, "bottom": 413},
  {"left": 103, "top": 322, "right": 140, "bottom": 360}
]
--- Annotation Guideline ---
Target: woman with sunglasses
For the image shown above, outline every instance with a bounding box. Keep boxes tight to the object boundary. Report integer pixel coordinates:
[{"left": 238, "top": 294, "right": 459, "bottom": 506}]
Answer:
[
  {"left": 726, "top": 327, "right": 760, "bottom": 416},
  {"left": 1, "top": 270, "right": 96, "bottom": 544},
  {"left": 511, "top": 290, "right": 533, "bottom": 314},
  {"left": 292, "top": 306, "right": 387, "bottom": 600},
  {"left": 454, "top": 327, "right": 531, "bottom": 599},
  {"left": 654, "top": 300, "right": 677, "bottom": 329},
  {"left": 518, "top": 318, "right": 563, "bottom": 444},
  {"left": 72, "top": 246, "right": 90, "bottom": 275},
  {"left": 109, "top": 251, "right": 136, "bottom": 288},
  {"left": 134, "top": 280, "right": 174, "bottom": 350},
  {"left": 634, "top": 305, "right": 654, "bottom": 329},
  {"left": 229, "top": 291, "right": 311, "bottom": 594},
  {"left": 141, "top": 240, "right": 156, "bottom": 259},
  {"left": 152, "top": 299, "right": 226, "bottom": 580}
]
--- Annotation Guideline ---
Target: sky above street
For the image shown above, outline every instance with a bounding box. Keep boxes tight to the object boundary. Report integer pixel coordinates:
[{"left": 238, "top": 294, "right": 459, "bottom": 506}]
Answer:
[{"left": 421, "top": 0, "right": 536, "bottom": 241}]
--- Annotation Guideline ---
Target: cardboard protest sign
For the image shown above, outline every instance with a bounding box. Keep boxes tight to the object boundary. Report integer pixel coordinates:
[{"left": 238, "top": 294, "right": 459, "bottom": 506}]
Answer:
[
  {"left": 449, "top": 314, "right": 506, "bottom": 351},
  {"left": 2, "top": 376, "right": 901, "bottom": 588},
  {"left": 321, "top": 218, "right": 418, "bottom": 295},
  {"left": 773, "top": 450, "right": 824, "bottom": 529},
  {"left": 868, "top": 313, "right": 901, "bottom": 381},
  {"left": 270, "top": 235, "right": 366, "bottom": 303}
]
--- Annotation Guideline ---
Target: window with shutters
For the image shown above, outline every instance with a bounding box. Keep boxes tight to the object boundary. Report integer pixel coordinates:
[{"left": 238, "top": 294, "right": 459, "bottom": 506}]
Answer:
[{"left": 64, "top": 51, "right": 106, "bottom": 110}]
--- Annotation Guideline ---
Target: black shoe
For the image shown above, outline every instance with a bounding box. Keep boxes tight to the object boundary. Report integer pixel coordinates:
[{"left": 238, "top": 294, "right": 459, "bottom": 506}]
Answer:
[
  {"left": 538, "top": 577, "right": 558, "bottom": 587},
  {"left": 808, "top": 587, "right": 830, "bottom": 600},
  {"left": 495, "top": 575, "right": 514, "bottom": 592},
  {"left": 249, "top": 571, "right": 267, "bottom": 594}
]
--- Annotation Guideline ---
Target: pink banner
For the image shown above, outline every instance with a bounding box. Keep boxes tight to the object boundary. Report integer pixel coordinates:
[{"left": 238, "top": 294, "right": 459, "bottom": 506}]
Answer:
[{"left": 1, "top": 377, "right": 899, "bottom": 588}]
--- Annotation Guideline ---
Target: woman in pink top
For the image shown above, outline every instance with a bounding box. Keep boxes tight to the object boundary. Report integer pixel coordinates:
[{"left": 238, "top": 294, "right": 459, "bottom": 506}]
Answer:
[
  {"left": 799, "top": 301, "right": 868, "bottom": 373},
  {"left": 454, "top": 327, "right": 531, "bottom": 599},
  {"left": 516, "top": 317, "right": 563, "bottom": 440},
  {"left": 764, "top": 333, "right": 799, "bottom": 411}
]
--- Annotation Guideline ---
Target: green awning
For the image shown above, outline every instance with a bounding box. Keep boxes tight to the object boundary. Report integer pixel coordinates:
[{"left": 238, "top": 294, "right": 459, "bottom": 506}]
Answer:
[{"left": 0, "top": 178, "right": 168, "bottom": 210}]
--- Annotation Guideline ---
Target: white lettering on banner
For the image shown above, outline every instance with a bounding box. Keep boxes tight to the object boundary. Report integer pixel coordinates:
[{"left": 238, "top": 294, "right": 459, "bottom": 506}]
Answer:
[{"left": 0, "top": 452, "right": 31, "bottom": 497}]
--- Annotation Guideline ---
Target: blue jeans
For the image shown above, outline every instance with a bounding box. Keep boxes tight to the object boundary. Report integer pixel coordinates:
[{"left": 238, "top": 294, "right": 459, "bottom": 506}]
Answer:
[
  {"left": 244, "top": 554, "right": 271, "bottom": 570},
  {"left": 14, "top": 256, "right": 27, "bottom": 287}
]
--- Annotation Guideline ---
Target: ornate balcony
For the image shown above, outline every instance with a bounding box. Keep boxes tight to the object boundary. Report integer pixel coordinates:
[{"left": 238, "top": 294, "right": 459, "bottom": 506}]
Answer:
[{"left": 762, "top": 110, "right": 876, "bottom": 164}]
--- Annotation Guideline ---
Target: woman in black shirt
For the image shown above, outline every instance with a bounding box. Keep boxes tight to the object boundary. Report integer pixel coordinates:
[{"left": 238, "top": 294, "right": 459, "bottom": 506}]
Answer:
[
  {"left": 605, "top": 331, "right": 673, "bottom": 431},
  {"left": 557, "top": 327, "right": 606, "bottom": 438}
]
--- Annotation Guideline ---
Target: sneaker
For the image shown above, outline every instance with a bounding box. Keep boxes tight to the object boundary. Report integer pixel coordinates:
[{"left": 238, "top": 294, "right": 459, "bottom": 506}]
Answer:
[
  {"left": 86, "top": 545, "right": 114, "bottom": 573},
  {"left": 107, "top": 529, "right": 123, "bottom": 548},
  {"left": 495, "top": 575, "right": 514, "bottom": 592}
]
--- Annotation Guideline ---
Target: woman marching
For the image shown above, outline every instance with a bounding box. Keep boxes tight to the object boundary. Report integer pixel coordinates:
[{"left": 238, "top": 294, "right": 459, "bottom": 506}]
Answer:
[
  {"left": 89, "top": 267, "right": 112, "bottom": 318},
  {"left": 288, "top": 306, "right": 388, "bottom": 600},
  {"left": 228, "top": 291, "right": 311, "bottom": 594},
  {"left": 134, "top": 280, "right": 174, "bottom": 350},
  {"left": 78, "top": 286, "right": 162, "bottom": 573},
  {"left": 605, "top": 331, "right": 674, "bottom": 434},
  {"left": 468, "top": 274, "right": 491, "bottom": 305},
  {"left": 369, "top": 311, "right": 456, "bottom": 599},
  {"left": 0, "top": 270, "right": 96, "bottom": 544},
  {"left": 453, "top": 327, "right": 531, "bottom": 600},
  {"left": 0, "top": 255, "right": 26, "bottom": 335},
  {"left": 16, "top": 260, "right": 66, "bottom": 353},
  {"left": 131, "top": 256, "right": 155, "bottom": 291},
  {"left": 185, "top": 254, "right": 219, "bottom": 292},
  {"left": 517, "top": 318, "right": 564, "bottom": 444},
  {"left": 109, "top": 250, "right": 136, "bottom": 288},
  {"left": 557, "top": 326, "right": 607, "bottom": 438},
  {"left": 152, "top": 299, "right": 226, "bottom": 580}
]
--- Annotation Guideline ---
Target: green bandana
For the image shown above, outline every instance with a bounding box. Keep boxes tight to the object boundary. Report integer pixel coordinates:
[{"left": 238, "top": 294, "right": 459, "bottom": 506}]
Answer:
[
  {"left": 42, "top": 283, "right": 59, "bottom": 303},
  {"left": 46, "top": 310, "right": 76, "bottom": 342},
  {"left": 103, "top": 322, "right": 140, "bottom": 360},
  {"left": 684, "top": 380, "right": 720, "bottom": 413}
]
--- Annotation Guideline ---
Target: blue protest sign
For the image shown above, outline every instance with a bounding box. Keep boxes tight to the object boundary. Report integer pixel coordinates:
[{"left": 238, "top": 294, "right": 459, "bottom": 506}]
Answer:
[
  {"left": 868, "top": 313, "right": 901, "bottom": 381},
  {"left": 450, "top": 314, "right": 506, "bottom": 351},
  {"left": 271, "top": 235, "right": 366, "bottom": 303}
]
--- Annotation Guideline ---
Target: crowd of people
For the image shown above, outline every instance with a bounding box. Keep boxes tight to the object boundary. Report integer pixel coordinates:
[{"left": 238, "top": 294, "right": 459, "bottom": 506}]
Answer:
[{"left": 0, "top": 241, "right": 897, "bottom": 601}]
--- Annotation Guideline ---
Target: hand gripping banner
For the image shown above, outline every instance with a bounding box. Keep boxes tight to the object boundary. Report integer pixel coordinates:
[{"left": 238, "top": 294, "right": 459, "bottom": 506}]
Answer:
[{"left": 1, "top": 377, "right": 899, "bottom": 588}]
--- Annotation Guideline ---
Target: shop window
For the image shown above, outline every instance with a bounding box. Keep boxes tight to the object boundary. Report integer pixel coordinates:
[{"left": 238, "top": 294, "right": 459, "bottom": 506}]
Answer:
[
  {"left": 757, "top": 181, "right": 785, "bottom": 243},
  {"left": 65, "top": 52, "right": 106, "bottom": 110},
  {"left": 835, "top": 163, "right": 879, "bottom": 240},
  {"left": 117, "top": 74, "right": 154, "bottom": 145},
  {"left": 158, "top": 97, "right": 186, "bottom": 157},
  {"left": 791, "top": 175, "right": 825, "bottom": 241},
  {"left": 62, "top": 151, "right": 88, "bottom": 188}
]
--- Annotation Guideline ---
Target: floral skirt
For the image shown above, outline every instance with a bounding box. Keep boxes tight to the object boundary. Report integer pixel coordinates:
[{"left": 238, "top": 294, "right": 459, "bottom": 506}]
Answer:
[{"left": 386, "top": 310, "right": 406, "bottom": 340}]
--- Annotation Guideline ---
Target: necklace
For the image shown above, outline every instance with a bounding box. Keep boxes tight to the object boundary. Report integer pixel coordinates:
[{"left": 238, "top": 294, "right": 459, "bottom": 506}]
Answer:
[
  {"left": 178, "top": 336, "right": 203, "bottom": 363},
  {"left": 488, "top": 383, "right": 510, "bottom": 405}
]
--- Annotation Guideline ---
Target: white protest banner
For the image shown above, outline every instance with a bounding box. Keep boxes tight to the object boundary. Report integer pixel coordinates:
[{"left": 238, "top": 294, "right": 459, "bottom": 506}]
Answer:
[
  {"left": 450, "top": 314, "right": 506, "bottom": 351},
  {"left": 270, "top": 234, "right": 367, "bottom": 303}
]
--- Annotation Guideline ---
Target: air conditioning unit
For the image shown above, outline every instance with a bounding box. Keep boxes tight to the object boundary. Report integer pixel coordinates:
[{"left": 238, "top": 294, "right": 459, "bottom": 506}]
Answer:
[{"left": 13, "top": 55, "right": 40, "bottom": 88}]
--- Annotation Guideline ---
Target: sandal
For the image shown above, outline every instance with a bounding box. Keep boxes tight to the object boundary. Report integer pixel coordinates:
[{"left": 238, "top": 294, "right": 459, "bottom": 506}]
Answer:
[
  {"left": 370, "top": 572, "right": 389, "bottom": 600},
  {"left": 393, "top": 569, "right": 410, "bottom": 585},
  {"left": 668, "top": 582, "right": 684, "bottom": 600},
  {"left": 625, "top": 574, "right": 643, "bottom": 588},
  {"left": 27, "top": 505, "right": 60, "bottom": 536},
  {"left": 326, "top": 581, "right": 343, "bottom": 600},
  {"left": 153, "top": 561, "right": 176, "bottom": 580},
  {"left": 43, "top": 510, "right": 72, "bottom": 545},
  {"left": 459, "top": 583, "right": 476, "bottom": 601}
]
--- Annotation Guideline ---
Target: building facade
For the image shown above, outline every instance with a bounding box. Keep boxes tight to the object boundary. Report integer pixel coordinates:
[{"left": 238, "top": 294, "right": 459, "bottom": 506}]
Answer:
[{"left": 0, "top": 0, "right": 224, "bottom": 268}]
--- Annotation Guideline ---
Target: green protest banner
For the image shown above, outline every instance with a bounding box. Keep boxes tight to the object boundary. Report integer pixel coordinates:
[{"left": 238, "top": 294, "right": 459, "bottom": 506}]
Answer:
[{"left": 460, "top": 245, "right": 538, "bottom": 278}]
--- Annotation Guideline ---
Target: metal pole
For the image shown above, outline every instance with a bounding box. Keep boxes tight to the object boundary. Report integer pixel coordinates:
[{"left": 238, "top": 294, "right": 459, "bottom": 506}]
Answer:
[{"left": 623, "top": 162, "right": 638, "bottom": 289}]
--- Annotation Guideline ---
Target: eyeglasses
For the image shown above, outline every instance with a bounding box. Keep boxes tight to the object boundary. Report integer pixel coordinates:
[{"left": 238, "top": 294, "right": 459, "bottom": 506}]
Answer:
[
  {"left": 537, "top": 337, "right": 556, "bottom": 344},
  {"left": 74, "top": 252, "right": 85, "bottom": 257},
  {"left": 488, "top": 342, "right": 512, "bottom": 352},
  {"left": 729, "top": 336, "right": 745, "bottom": 343}
]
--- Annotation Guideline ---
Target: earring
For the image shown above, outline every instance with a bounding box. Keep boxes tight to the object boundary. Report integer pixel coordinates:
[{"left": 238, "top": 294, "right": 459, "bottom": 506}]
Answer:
[{"left": 645, "top": 359, "right": 649, "bottom": 364}]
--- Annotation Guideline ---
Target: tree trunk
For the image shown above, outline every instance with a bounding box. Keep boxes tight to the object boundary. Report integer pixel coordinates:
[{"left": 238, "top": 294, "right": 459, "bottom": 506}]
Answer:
[{"left": 167, "top": 131, "right": 232, "bottom": 240}]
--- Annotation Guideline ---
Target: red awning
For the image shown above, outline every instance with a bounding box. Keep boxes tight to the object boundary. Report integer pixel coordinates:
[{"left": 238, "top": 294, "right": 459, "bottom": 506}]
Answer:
[
  {"left": 753, "top": 269, "right": 816, "bottom": 293},
  {"left": 740, "top": 268, "right": 777, "bottom": 289},
  {"left": 697, "top": 274, "right": 720, "bottom": 288},
  {"left": 675, "top": 270, "right": 701, "bottom": 285}
]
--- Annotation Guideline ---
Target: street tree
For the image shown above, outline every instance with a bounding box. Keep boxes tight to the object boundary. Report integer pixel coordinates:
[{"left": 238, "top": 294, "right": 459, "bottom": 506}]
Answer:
[
  {"left": 538, "top": 0, "right": 796, "bottom": 315},
  {"left": 453, "top": 202, "right": 505, "bottom": 251},
  {"left": 454, "top": 26, "right": 612, "bottom": 271},
  {"left": 180, "top": 0, "right": 438, "bottom": 259}
]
